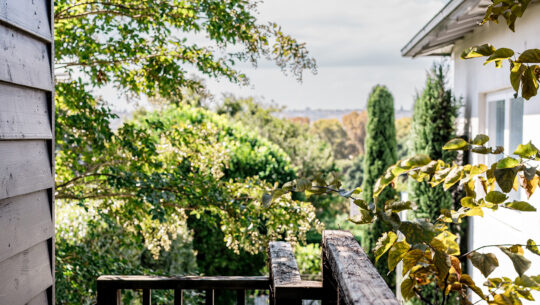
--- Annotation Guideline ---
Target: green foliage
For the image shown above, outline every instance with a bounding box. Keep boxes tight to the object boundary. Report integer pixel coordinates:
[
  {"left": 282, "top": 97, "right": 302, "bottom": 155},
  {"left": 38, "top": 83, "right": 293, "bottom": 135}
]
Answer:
[
  {"left": 55, "top": 88, "right": 321, "bottom": 302},
  {"left": 216, "top": 96, "right": 337, "bottom": 177},
  {"left": 269, "top": 133, "right": 540, "bottom": 305},
  {"left": 396, "top": 117, "right": 412, "bottom": 160},
  {"left": 311, "top": 118, "right": 359, "bottom": 160},
  {"left": 460, "top": 1, "right": 539, "bottom": 100},
  {"left": 362, "top": 85, "right": 398, "bottom": 288},
  {"left": 294, "top": 244, "right": 322, "bottom": 276},
  {"left": 409, "top": 62, "right": 459, "bottom": 221},
  {"left": 54, "top": 1, "right": 318, "bottom": 302}
]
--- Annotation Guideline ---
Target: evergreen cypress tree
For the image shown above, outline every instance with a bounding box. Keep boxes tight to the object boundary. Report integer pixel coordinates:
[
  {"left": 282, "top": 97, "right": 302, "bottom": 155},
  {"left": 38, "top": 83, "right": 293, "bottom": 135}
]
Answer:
[
  {"left": 362, "top": 85, "right": 398, "bottom": 289},
  {"left": 408, "top": 62, "right": 460, "bottom": 305},
  {"left": 409, "top": 62, "right": 459, "bottom": 220}
]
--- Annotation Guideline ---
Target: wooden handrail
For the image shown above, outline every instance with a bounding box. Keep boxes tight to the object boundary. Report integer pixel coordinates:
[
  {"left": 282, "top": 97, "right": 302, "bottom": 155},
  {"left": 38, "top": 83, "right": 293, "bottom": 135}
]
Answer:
[
  {"left": 322, "top": 230, "right": 400, "bottom": 305},
  {"left": 268, "top": 241, "right": 325, "bottom": 304},
  {"left": 97, "top": 230, "right": 400, "bottom": 305},
  {"left": 96, "top": 275, "right": 269, "bottom": 305}
]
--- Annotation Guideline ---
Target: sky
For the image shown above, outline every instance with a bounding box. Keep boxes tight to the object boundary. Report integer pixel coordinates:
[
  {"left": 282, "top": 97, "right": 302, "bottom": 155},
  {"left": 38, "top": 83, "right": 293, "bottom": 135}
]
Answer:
[{"left": 203, "top": 0, "right": 449, "bottom": 111}]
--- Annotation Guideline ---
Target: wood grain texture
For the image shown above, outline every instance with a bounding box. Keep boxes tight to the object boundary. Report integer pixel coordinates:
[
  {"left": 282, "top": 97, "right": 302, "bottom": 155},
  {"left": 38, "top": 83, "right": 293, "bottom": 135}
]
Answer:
[
  {"left": 0, "top": 140, "right": 53, "bottom": 200},
  {"left": 26, "top": 291, "right": 49, "bottom": 305},
  {"left": 322, "top": 230, "right": 399, "bottom": 305},
  {"left": 0, "top": 191, "right": 53, "bottom": 262},
  {"left": 0, "top": 24, "right": 52, "bottom": 91},
  {"left": 0, "top": 241, "right": 53, "bottom": 305},
  {"left": 0, "top": 0, "right": 52, "bottom": 41},
  {"left": 268, "top": 241, "right": 302, "bottom": 287},
  {"left": 0, "top": 83, "right": 51, "bottom": 139},
  {"left": 97, "top": 275, "right": 270, "bottom": 290}
]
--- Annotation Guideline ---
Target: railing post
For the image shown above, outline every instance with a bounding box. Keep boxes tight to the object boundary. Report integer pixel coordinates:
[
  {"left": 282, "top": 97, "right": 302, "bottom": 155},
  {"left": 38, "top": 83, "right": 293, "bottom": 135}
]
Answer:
[
  {"left": 236, "top": 289, "right": 246, "bottom": 305},
  {"left": 268, "top": 242, "right": 303, "bottom": 305},
  {"left": 97, "top": 279, "right": 121, "bottom": 305},
  {"left": 322, "top": 250, "right": 338, "bottom": 305},
  {"left": 322, "top": 230, "right": 400, "bottom": 305},
  {"left": 174, "top": 288, "right": 183, "bottom": 305},
  {"left": 205, "top": 289, "right": 214, "bottom": 305},
  {"left": 142, "top": 289, "right": 151, "bottom": 305}
]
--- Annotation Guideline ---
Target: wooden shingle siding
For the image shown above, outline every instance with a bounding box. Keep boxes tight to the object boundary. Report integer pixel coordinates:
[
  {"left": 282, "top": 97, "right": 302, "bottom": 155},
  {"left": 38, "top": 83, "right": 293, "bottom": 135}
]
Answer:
[
  {"left": 26, "top": 291, "right": 50, "bottom": 305},
  {"left": 0, "top": 241, "right": 54, "bottom": 305},
  {"left": 0, "top": 0, "right": 52, "bottom": 41},
  {"left": 0, "top": 141, "right": 54, "bottom": 200},
  {"left": 0, "top": 25, "right": 53, "bottom": 91},
  {"left": 0, "top": 83, "right": 52, "bottom": 140},
  {"left": 0, "top": 0, "right": 54, "bottom": 304},
  {"left": 0, "top": 191, "right": 53, "bottom": 262}
]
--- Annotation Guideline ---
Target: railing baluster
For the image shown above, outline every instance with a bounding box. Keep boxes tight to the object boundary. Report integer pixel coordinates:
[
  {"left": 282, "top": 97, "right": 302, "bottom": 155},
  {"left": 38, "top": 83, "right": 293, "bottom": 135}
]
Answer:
[
  {"left": 236, "top": 289, "right": 246, "bottom": 305},
  {"left": 205, "top": 289, "right": 214, "bottom": 305},
  {"left": 174, "top": 288, "right": 183, "bottom": 305},
  {"left": 142, "top": 289, "right": 151, "bottom": 305}
]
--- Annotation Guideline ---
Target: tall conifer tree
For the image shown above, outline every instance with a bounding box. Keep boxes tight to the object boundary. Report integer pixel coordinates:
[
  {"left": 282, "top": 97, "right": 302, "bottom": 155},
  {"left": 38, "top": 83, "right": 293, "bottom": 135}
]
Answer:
[
  {"left": 408, "top": 62, "right": 459, "bottom": 305},
  {"left": 362, "top": 85, "right": 398, "bottom": 288},
  {"left": 409, "top": 62, "right": 459, "bottom": 220}
]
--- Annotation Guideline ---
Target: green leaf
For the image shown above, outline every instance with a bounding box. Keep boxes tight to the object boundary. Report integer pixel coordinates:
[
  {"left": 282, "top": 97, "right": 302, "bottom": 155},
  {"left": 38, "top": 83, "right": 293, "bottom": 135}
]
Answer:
[
  {"left": 517, "top": 49, "right": 540, "bottom": 63},
  {"left": 468, "top": 252, "right": 499, "bottom": 277},
  {"left": 434, "top": 250, "right": 451, "bottom": 278},
  {"left": 373, "top": 232, "right": 397, "bottom": 262},
  {"left": 460, "top": 274, "right": 485, "bottom": 299},
  {"left": 505, "top": 200, "right": 536, "bottom": 211},
  {"left": 472, "top": 134, "right": 490, "bottom": 145},
  {"left": 388, "top": 241, "right": 411, "bottom": 271},
  {"left": 349, "top": 208, "right": 374, "bottom": 224},
  {"left": 514, "top": 141, "right": 539, "bottom": 158},
  {"left": 353, "top": 199, "right": 368, "bottom": 210},
  {"left": 526, "top": 239, "right": 540, "bottom": 256},
  {"left": 399, "top": 221, "right": 436, "bottom": 244},
  {"left": 402, "top": 249, "right": 425, "bottom": 276},
  {"left": 485, "top": 48, "right": 515, "bottom": 66},
  {"left": 499, "top": 246, "right": 531, "bottom": 276},
  {"left": 443, "top": 138, "right": 469, "bottom": 150},
  {"left": 496, "top": 157, "right": 520, "bottom": 169},
  {"left": 461, "top": 44, "right": 496, "bottom": 59},
  {"left": 384, "top": 200, "right": 415, "bottom": 213},
  {"left": 522, "top": 65, "right": 539, "bottom": 100},
  {"left": 296, "top": 178, "right": 311, "bottom": 192},
  {"left": 494, "top": 167, "right": 519, "bottom": 192},
  {"left": 400, "top": 278, "right": 415, "bottom": 301},
  {"left": 515, "top": 275, "right": 539, "bottom": 287},
  {"left": 485, "top": 191, "right": 508, "bottom": 204},
  {"left": 510, "top": 62, "right": 525, "bottom": 92},
  {"left": 443, "top": 166, "right": 463, "bottom": 190}
]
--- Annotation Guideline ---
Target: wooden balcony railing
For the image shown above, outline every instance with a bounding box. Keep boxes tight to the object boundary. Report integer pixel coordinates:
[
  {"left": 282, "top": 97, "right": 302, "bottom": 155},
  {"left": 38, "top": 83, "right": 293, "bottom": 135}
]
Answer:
[{"left": 97, "top": 230, "right": 400, "bottom": 305}]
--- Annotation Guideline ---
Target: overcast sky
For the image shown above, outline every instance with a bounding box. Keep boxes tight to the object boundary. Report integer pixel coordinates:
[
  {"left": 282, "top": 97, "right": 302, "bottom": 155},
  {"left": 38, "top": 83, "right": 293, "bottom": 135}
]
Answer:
[{"left": 203, "top": 0, "right": 449, "bottom": 111}]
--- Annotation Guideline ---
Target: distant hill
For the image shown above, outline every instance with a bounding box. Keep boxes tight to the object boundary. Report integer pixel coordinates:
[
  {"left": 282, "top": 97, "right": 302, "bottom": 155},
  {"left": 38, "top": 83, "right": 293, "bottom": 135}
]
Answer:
[{"left": 277, "top": 108, "right": 412, "bottom": 123}]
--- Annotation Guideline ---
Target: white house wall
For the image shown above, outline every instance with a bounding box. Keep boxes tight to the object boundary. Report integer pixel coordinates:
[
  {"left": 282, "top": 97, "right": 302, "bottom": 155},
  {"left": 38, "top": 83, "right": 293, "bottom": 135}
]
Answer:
[{"left": 452, "top": 3, "right": 540, "bottom": 302}]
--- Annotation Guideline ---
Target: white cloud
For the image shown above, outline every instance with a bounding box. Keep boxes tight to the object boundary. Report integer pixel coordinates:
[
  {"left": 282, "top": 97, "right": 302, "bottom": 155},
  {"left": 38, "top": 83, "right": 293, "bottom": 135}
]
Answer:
[{"left": 206, "top": 0, "right": 450, "bottom": 110}]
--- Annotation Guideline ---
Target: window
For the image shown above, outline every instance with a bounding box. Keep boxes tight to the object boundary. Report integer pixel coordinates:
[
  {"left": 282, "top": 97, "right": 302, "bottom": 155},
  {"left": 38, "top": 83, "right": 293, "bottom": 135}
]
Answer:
[{"left": 485, "top": 91, "right": 524, "bottom": 199}]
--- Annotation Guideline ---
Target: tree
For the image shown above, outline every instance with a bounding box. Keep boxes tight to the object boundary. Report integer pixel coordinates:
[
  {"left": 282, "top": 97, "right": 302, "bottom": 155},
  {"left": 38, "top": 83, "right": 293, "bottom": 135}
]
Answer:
[
  {"left": 396, "top": 117, "right": 412, "bottom": 160},
  {"left": 409, "top": 62, "right": 460, "bottom": 220},
  {"left": 362, "top": 85, "right": 398, "bottom": 288},
  {"left": 311, "top": 119, "right": 358, "bottom": 160},
  {"left": 408, "top": 62, "right": 460, "bottom": 305},
  {"left": 342, "top": 111, "right": 368, "bottom": 155},
  {"left": 54, "top": 0, "right": 318, "bottom": 297}
]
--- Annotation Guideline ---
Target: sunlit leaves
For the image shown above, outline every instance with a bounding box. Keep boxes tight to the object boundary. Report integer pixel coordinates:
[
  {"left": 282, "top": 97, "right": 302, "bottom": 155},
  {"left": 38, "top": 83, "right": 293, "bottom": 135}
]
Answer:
[
  {"left": 461, "top": 44, "right": 496, "bottom": 59},
  {"left": 374, "top": 232, "right": 397, "bottom": 262},
  {"left": 518, "top": 49, "right": 540, "bottom": 63},
  {"left": 505, "top": 200, "right": 537, "bottom": 211},
  {"left": 514, "top": 141, "right": 539, "bottom": 158},
  {"left": 472, "top": 134, "right": 490, "bottom": 145},
  {"left": 388, "top": 240, "right": 410, "bottom": 271},
  {"left": 401, "top": 278, "right": 415, "bottom": 301},
  {"left": 349, "top": 208, "right": 374, "bottom": 225},
  {"left": 468, "top": 252, "right": 499, "bottom": 277},
  {"left": 485, "top": 191, "right": 508, "bottom": 204},
  {"left": 526, "top": 239, "right": 540, "bottom": 256},
  {"left": 399, "top": 221, "right": 436, "bottom": 244},
  {"left": 443, "top": 138, "right": 469, "bottom": 150},
  {"left": 499, "top": 246, "right": 531, "bottom": 277}
]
